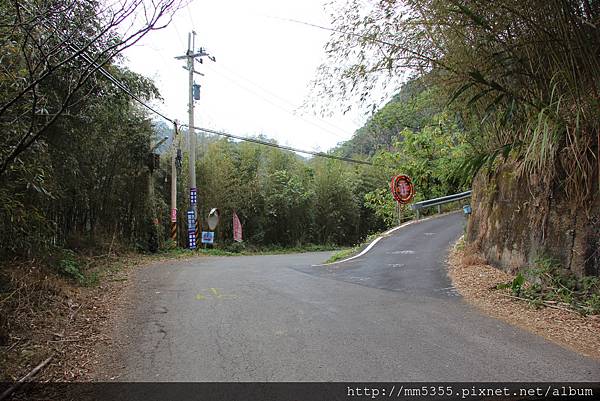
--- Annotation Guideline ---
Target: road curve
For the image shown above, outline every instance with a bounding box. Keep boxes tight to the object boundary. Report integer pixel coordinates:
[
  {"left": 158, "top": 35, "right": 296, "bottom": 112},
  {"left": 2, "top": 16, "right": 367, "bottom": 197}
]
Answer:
[
  {"left": 298, "top": 212, "right": 465, "bottom": 298},
  {"left": 101, "top": 212, "right": 600, "bottom": 381}
]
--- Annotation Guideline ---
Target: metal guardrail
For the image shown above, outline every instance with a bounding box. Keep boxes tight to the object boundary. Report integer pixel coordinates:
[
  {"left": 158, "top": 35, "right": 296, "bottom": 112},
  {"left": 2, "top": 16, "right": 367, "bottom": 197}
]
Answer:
[{"left": 410, "top": 190, "right": 472, "bottom": 219}]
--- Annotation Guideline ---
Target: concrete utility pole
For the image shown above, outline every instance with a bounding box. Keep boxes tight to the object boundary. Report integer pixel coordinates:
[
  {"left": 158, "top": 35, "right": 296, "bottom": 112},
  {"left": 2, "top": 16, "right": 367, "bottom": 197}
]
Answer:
[
  {"left": 187, "top": 32, "right": 197, "bottom": 204},
  {"left": 170, "top": 121, "right": 179, "bottom": 245},
  {"left": 175, "top": 31, "right": 215, "bottom": 249},
  {"left": 148, "top": 136, "right": 168, "bottom": 252}
]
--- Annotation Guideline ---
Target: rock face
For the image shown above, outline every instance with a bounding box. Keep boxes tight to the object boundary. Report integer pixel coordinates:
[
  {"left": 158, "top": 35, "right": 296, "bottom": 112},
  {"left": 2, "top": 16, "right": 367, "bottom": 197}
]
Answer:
[{"left": 466, "top": 161, "right": 599, "bottom": 277}]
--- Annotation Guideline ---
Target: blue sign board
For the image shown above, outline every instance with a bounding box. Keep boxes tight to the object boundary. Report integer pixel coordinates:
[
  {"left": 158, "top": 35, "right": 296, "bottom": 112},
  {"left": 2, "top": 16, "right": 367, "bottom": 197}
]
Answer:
[
  {"left": 201, "top": 231, "right": 214, "bottom": 244},
  {"left": 187, "top": 210, "right": 197, "bottom": 249},
  {"left": 190, "top": 187, "right": 197, "bottom": 205},
  {"left": 188, "top": 232, "right": 197, "bottom": 249},
  {"left": 187, "top": 210, "right": 196, "bottom": 231}
]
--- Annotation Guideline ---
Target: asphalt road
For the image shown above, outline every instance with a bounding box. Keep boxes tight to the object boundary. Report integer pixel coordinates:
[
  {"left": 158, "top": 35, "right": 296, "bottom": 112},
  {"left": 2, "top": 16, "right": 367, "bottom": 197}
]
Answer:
[{"left": 106, "top": 212, "right": 600, "bottom": 381}]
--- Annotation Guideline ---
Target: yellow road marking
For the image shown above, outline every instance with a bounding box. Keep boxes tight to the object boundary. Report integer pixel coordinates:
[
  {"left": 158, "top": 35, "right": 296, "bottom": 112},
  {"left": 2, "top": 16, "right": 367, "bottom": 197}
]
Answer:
[{"left": 195, "top": 288, "right": 237, "bottom": 301}]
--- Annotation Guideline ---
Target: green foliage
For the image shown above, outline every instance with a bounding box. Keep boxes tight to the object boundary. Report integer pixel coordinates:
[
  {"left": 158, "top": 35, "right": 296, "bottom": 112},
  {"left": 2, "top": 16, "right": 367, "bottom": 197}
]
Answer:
[
  {"left": 178, "top": 135, "right": 389, "bottom": 249},
  {"left": 325, "top": 247, "right": 358, "bottom": 264},
  {"left": 224, "top": 242, "right": 246, "bottom": 254},
  {"left": 56, "top": 250, "right": 84, "bottom": 282},
  {"left": 496, "top": 256, "right": 600, "bottom": 315},
  {"left": 0, "top": 61, "right": 160, "bottom": 257},
  {"left": 79, "top": 271, "right": 101, "bottom": 288},
  {"left": 364, "top": 188, "right": 397, "bottom": 225},
  {"left": 354, "top": 84, "right": 470, "bottom": 223},
  {"left": 0, "top": 0, "right": 177, "bottom": 261},
  {"left": 317, "top": 0, "right": 599, "bottom": 207},
  {"left": 336, "top": 81, "right": 442, "bottom": 157},
  {"left": 497, "top": 273, "right": 525, "bottom": 294}
]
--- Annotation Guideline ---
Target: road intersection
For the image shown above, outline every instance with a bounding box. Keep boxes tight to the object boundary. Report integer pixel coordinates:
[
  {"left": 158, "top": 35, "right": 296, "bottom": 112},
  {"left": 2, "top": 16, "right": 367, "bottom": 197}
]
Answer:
[{"left": 103, "top": 212, "right": 600, "bottom": 381}]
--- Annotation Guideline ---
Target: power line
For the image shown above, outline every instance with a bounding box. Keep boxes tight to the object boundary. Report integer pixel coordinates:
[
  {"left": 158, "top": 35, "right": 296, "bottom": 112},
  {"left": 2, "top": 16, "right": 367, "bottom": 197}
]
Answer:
[
  {"left": 21, "top": 1, "right": 175, "bottom": 124},
  {"left": 186, "top": 3, "right": 197, "bottom": 31},
  {"left": 268, "top": 16, "right": 399, "bottom": 50},
  {"left": 213, "top": 62, "right": 353, "bottom": 135},
  {"left": 204, "top": 63, "right": 348, "bottom": 140},
  {"left": 184, "top": 124, "right": 374, "bottom": 166},
  {"left": 85, "top": 51, "right": 371, "bottom": 165},
  {"left": 268, "top": 15, "right": 445, "bottom": 73},
  {"left": 172, "top": 23, "right": 186, "bottom": 49},
  {"left": 27, "top": 4, "right": 373, "bottom": 167}
]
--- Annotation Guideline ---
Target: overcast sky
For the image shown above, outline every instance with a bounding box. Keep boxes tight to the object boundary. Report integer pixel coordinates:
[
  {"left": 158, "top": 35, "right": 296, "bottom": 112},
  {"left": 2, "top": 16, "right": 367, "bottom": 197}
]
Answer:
[{"left": 122, "top": 0, "right": 372, "bottom": 152}]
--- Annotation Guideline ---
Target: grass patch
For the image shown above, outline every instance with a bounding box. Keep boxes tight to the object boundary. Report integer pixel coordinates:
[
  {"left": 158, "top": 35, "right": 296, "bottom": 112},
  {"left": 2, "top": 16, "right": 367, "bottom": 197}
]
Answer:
[
  {"left": 323, "top": 230, "right": 390, "bottom": 264},
  {"left": 324, "top": 247, "right": 358, "bottom": 264},
  {"left": 157, "top": 243, "right": 341, "bottom": 258},
  {"left": 248, "top": 244, "right": 340, "bottom": 255}
]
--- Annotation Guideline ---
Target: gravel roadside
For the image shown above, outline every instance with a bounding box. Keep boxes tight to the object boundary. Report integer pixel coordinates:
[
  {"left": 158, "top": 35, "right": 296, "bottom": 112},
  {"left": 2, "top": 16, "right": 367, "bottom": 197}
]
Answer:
[{"left": 448, "top": 240, "right": 600, "bottom": 361}]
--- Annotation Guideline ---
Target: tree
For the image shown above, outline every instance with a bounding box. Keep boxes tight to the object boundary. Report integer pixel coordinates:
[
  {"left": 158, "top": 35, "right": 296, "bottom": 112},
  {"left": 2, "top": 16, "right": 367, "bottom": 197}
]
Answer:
[
  {"left": 0, "top": 63, "right": 162, "bottom": 256},
  {"left": 312, "top": 159, "right": 362, "bottom": 245},
  {"left": 0, "top": 0, "right": 182, "bottom": 177}
]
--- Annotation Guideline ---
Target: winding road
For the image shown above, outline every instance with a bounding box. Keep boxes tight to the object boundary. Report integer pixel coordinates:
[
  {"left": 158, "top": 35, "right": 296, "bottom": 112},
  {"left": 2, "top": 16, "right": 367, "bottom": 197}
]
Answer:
[{"left": 103, "top": 212, "right": 600, "bottom": 381}]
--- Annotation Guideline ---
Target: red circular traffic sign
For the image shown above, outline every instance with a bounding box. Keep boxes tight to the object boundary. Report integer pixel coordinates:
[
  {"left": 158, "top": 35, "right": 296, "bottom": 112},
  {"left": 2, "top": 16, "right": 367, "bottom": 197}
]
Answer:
[{"left": 390, "top": 175, "right": 415, "bottom": 204}]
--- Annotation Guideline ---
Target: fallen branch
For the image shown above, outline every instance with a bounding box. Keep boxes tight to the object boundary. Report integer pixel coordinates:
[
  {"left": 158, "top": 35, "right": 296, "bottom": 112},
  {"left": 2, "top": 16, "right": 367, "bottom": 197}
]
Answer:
[
  {"left": 6, "top": 337, "right": 22, "bottom": 352},
  {"left": 0, "top": 289, "right": 18, "bottom": 305},
  {"left": 500, "top": 294, "right": 580, "bottom": 314},
  {"left": 48, "top": 338, "right": 82, "bottom": 343},
  {"left": 0, "top": 355, "right": 53, "bottom": 401}
]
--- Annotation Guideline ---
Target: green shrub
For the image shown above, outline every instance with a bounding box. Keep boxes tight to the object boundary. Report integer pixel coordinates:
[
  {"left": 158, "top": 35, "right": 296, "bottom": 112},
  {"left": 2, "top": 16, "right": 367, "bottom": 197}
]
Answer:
[
  {"left": 224, "top": 241, "right": 246, "bottom": 253},
  {"left": 496, "top": 254, "right": 600, "bottom": 315},
  {"left": 56, "top": 249, "right": 84, "bottom": 282}
]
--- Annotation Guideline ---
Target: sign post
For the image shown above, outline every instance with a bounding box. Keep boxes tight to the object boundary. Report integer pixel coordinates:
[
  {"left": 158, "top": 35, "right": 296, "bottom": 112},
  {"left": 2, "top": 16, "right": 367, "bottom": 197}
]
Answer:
[{"left": 390, "top": 174, "right": 415, "bottom": 205}]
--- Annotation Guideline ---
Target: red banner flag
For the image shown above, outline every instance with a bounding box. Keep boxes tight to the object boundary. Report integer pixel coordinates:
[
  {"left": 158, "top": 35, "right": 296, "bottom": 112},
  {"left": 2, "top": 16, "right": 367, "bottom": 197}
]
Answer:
[{"left": 233, "top": 211, "right": 242, "bottom": 242}]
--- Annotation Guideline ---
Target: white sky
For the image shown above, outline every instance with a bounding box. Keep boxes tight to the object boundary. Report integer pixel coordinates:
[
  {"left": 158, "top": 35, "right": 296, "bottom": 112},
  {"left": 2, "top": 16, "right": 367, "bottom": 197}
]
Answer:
[{"left": 122, "top": 0, "right": 370, "bottom": 152}]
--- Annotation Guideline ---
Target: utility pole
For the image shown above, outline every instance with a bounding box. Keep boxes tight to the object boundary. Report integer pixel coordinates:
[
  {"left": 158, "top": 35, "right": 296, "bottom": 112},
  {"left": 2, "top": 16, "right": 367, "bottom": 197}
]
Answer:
[
  {"left": 175, "top": 31, "right": 215, "bottom": 250},
  {"left": 187, "top": 32, "right": 197, "bottom": 214},
  {"left": 148, "top": 136, "right": 168, "bottom": 252},
  {"left": 170, "top": 121, "right": 179, "bottom": 245}
]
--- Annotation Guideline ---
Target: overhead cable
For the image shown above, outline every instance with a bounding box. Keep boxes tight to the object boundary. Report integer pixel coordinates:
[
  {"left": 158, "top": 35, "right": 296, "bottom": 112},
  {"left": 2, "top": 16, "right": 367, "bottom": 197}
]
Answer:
[
  {"left": 184, "top": 124, "right": 374, "bottom": 166},
  {"left": 26, "top": 3, "right": 373, "bottom": 166}
]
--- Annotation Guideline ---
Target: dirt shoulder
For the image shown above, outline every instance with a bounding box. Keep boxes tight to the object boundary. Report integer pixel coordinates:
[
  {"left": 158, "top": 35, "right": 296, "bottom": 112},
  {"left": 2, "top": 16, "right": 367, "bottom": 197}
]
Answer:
[
  {"left": 448, "top": 240, "right": 600, "bottom": 361},
  {"left": 0, "top": 253, "right": 197, "bottom": 383}
]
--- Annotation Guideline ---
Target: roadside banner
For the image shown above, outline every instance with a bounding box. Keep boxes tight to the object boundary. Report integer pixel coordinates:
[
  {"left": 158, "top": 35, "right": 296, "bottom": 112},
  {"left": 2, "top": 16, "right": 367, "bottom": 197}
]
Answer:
[{"left": 233, "top": 211, "right": 242, "bottom": 242}]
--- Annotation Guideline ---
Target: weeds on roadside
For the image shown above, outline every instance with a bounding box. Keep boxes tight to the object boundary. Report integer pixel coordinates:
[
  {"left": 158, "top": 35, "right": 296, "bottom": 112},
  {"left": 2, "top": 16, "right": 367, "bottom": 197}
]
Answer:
[
  {"left": 496, "top": 255, "right": 600, "bottom": 315},
  {"left": 325, "top": 246, "right": 359, "bottom": 264},
  {"left": 52, "top": 249, "right": 116, "bottom": 287}
]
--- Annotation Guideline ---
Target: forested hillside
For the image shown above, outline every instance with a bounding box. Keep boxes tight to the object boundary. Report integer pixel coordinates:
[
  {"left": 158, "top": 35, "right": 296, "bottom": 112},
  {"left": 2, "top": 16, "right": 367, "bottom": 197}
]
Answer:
[
  {"left": 158, "top": 134, "right": 389, "bottom": 249},
  {"left": 2, "top": 0, "right": 469, "bottom": 263},
  {"left": 335, "top": 79, "right": 442, "bottom": 158},
  {"left": 155, "top": 78, "right": 468, "bottom": 249},
  {"left": 333, "top": 79, "right": 470, "bottom": 225},
  {"left": 317, "top": 0, "right": 599, "bottom": 278},
  {"left": 2, "top": 0, "right": 597, "bottom": 278}
]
